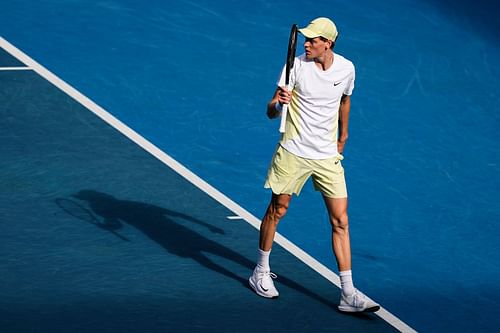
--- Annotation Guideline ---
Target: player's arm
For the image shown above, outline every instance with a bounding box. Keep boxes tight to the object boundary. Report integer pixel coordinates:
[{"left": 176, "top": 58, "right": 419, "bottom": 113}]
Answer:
[
  {"left": 338, "top": 94, "right": 351, "bottom": 153},
  {"left": 267, "top": 86, "right": 291, "bottom": 119}
]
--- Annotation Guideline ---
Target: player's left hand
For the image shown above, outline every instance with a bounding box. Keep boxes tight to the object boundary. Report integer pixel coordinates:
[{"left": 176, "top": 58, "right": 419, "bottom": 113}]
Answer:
[{"left": 337, "top": 140, "right": 346, "bottom": 154}]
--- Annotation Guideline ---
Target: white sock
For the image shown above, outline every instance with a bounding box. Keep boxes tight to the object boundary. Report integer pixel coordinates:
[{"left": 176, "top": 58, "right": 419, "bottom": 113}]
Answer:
[
  {"left": 340, "top": 270, "right": 356, "bottom": 296},
  {"left": 257, "top": 248, "right": 271, "bottom": 271}
]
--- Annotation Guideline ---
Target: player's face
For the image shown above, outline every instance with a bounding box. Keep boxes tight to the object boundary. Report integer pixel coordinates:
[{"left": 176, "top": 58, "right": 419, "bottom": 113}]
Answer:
[{"left": 304, "top": 37, "right": 330, "bottom": 59}]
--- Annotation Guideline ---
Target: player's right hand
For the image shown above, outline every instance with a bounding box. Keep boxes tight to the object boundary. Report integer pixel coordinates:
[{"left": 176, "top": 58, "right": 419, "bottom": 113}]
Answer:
[{"left": 278, "top": 87, "right": 291, "bottom": 105}]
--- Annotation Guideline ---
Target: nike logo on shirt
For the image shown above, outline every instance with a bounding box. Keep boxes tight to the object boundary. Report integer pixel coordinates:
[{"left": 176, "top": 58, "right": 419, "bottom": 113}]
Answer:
[{"left": 334, "top": 81, "right": 342, "bottom": 86}]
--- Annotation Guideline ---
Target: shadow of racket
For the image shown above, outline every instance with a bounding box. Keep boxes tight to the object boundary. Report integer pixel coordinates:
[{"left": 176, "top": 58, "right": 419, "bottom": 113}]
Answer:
[{"left": 55, "top": 198, "right": 130, "bottom": 242}]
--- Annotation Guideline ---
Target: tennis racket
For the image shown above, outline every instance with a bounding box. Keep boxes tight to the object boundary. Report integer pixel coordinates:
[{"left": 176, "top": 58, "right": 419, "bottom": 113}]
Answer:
[
  {"left": 55, "top": 198, "right": 130, "bottom": 242},
  {"left": 279, "top": 23, "right": 298, "bottom": 133}
]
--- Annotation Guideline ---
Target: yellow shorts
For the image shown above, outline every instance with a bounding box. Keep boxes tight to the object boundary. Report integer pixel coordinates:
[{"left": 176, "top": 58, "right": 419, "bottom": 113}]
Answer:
[{"left": 264, "top": 145, "right": 347, "bottom": 198}]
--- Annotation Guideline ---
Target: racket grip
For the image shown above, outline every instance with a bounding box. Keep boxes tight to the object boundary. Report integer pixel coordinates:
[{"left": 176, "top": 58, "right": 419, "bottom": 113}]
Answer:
[
  {"left": 279, "top": 103, "right": 288, "bottom": 133},
  {"left": 278, "top": 84, "right": 291, "bottom": 133}
]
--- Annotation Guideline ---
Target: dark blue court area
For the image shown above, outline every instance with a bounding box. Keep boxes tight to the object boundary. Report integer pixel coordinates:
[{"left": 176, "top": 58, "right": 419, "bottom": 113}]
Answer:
[{"left": 1, "top": 1, "right": 499, "bottom": 332}]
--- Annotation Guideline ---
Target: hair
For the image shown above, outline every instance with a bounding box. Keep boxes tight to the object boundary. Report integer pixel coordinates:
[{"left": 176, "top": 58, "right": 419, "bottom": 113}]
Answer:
[{"left": 320, "top": 35, "right": 337, "bottom": 49}]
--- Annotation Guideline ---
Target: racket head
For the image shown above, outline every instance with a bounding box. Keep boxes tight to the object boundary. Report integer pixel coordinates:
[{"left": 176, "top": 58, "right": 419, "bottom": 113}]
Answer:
[
  {"left": 55, "top": 197, "right": 131, "bottom": 242},
  {"left": 55, "top": 198, "right": 99, "bottom": 225},
  {"left": 285, "top": 24, "right": 298, "bottom": 85}
]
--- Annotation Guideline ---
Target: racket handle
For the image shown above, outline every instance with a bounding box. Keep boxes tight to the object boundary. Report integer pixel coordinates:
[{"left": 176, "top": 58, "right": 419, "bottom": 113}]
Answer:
[{"left": 279, "top": 104, "right": 287, "bottom": 133}]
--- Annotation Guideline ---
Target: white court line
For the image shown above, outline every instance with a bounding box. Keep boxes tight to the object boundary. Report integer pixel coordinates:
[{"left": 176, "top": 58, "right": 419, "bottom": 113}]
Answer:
[
  {"left": 227, "top": 215, "right": 244, "bottom": 220},
  {"left": 0, "top": 66, "right": 31, "bottom": 70},
  {"left": 0, "top": 36, "right": 417, "bottom": 333}
]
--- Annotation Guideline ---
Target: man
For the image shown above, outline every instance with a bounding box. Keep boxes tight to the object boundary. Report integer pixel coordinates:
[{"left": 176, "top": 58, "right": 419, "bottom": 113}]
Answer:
[{"left": 248, "top": 17, "right": 380, "bottom": 313}]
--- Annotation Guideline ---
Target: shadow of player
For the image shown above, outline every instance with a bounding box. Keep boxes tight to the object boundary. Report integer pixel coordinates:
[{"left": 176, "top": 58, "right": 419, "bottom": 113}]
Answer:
[{"left": 68, "top": 190, "right": 347, "bottom": 310}]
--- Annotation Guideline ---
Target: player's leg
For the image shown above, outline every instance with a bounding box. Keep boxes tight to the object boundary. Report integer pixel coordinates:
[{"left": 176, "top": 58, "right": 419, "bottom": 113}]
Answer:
[
  {"left": 323, "top": 196, "right": 351, "bottom": 272},
  {"left": 313, "top": 155, "right": 379, "bottom": 313},
  {"left": 259, "top": 193, "right": 292, "bottom": 251},
  {"left": 323, "top": 195, "right": 379, "bottom": 312},
  {"left": 311, "top": 155, "right": 351, "bottom": 272},
  {"left": 249, "top": 193, "right": 291, "bottom": 299},
  {"left": 250, "top": 145, "right": 308, "bottom": 299}
]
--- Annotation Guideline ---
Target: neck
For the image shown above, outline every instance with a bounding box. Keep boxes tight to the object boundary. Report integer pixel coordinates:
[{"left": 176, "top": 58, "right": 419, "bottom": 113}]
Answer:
[{"left": 314, "top": 49, "right": 334, "bottom": 71}]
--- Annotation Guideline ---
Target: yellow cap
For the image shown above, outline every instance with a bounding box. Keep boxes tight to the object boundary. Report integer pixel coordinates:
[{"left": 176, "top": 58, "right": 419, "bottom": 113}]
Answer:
[{"left": 299, "top": 17, "right": 338, "bottom": 41}]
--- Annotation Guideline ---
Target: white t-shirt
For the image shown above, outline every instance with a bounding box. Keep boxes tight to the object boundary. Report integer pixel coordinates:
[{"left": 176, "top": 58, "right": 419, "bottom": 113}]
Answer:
[{"left": 277, "top": 53, "right": 355, "bottom": 159}]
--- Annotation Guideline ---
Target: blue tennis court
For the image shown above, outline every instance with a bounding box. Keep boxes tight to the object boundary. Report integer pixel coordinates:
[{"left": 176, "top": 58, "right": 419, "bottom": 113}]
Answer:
[
  {"left": 0, "top": 48, "right": 401, "bottom": 333},
  {"left": 1, "top": 1, "right": 499, "bottom": 332}
]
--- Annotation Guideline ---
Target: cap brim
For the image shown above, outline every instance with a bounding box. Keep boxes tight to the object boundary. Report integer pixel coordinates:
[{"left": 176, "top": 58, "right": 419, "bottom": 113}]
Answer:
[{"left": 298, "top": 27, "right": 320, "bottom": 38}]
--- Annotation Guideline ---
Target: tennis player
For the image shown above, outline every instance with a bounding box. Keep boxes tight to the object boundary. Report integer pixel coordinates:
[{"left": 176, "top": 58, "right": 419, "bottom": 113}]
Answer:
[{"left": 249, "top": 17, "right": 380, "bottom": 313}]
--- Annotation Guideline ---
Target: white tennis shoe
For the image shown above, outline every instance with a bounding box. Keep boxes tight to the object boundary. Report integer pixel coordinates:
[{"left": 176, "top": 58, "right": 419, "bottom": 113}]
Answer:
[
  {"left": 338, "top": 289, "right": 380, "bottom": 313},
  {"left": 249, "top": 267, "right": 279, "bottom": 299}
]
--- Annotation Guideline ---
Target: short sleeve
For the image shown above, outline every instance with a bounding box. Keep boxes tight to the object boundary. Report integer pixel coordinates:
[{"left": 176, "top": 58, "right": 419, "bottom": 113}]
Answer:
[{"left": 344, "top": 64, "right": 355, "bottom": 96}]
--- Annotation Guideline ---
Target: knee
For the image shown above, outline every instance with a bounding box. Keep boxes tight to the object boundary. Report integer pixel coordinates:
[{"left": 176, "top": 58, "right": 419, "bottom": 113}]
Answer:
[
  {"left": 267, "top": 202, "right": 289, "bottom": 224},
  {"left": 275, "top": 203, "right": 289, "bottom": 220},
  {"left": 331, "top": 212, "right": 349, "bottom": 232}
]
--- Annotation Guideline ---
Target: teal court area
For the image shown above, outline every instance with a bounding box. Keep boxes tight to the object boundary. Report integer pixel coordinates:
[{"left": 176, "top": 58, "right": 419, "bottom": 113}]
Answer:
[
  {"left": 1, "top": 1, "right": 499, "bottom": 332},
  {"left": 0, "top": 49, "right": 399, "bottom": 332}
]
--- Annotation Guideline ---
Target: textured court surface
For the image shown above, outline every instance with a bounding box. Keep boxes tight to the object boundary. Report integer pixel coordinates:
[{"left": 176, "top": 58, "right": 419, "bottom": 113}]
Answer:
[
  {"left": 1, "top": 63, "right": 400, "bottom": 332},
  {"left": 1, "top": 1, "right": 499, "bottom": 332}
]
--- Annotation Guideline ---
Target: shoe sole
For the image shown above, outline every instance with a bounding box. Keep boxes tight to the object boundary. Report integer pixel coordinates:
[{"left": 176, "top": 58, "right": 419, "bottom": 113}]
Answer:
[
  {"left": 338, "top": 305, "right": 380, "bottom": 313},
  {"left": 248, "top": 277, "right": 279, "bottom": 299}
]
